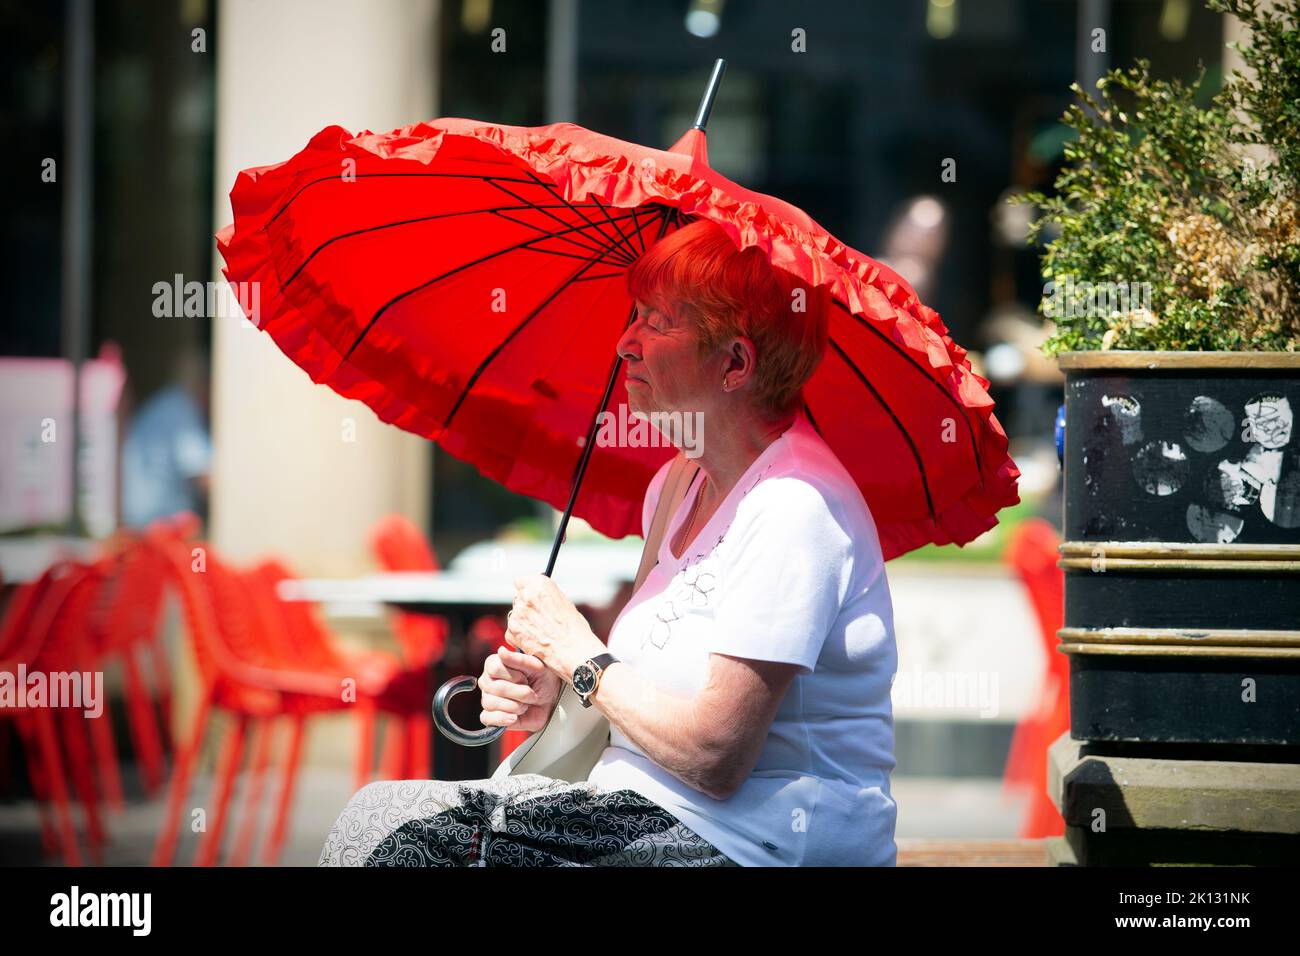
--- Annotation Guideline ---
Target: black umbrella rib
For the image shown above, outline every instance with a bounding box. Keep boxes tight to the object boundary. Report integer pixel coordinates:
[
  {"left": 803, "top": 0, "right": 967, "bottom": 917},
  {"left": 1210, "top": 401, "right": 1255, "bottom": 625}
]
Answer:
[
  {"left": 487, "top": 176, "right": 636, "bottom": 265},
  {"left": 505, "top": 246, "right": 629, "bottom": 268},
  {"left": 585, "top": 194, "right": 641, "bottom": 262},
  {"left": 628, "top": 206, "right": 649, "bottom": 254},
  {"left": 801, "top": 399, "right": 823, "bottom": 438},
  {"left": 482, "top": 186, "right": 630, "bottom": 261},
  {"left": 282, "top": 201, "right": 627, "bottom": 290},
  {"left": 831, "top": 297, "right": 985, "bottom": 483},
  {"left": 517, "top": 169, "right": 641, "bottom": 265},
  {"left": 489, "top": 208, "right": 632, "bottom": 263},
  {"left": 487, "top": 176, "right": 619, "bottom": 254},
  {"left": 265, "top": 170, "right": 542, "bottom": 228},
  {"left": 618, "top": 203, "right": 672, "bottom": 258},
  {"left": 569, "top": 271, "right": 625, "bottom": 283},
  {"left": 618, "top": 205, "right": 648, "bottom": 256},
  {"left": 444, "top": 249, "right": 615, "bottom": 429},
  {"left": 342, "top": 209, "right": 644, "bottom": 365},
  {"left": 494, "top": 208, "right": 644, "bottom": 268},
  {"left": 827, "top": 336, "right": 937, "bottom": 524}
]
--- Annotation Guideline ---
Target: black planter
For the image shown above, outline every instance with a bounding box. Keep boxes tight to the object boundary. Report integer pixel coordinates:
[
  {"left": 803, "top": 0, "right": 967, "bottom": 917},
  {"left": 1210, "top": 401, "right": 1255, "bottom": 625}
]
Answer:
[{"left": 1057, "top": 351, "right": 1300, "bottom": 747}]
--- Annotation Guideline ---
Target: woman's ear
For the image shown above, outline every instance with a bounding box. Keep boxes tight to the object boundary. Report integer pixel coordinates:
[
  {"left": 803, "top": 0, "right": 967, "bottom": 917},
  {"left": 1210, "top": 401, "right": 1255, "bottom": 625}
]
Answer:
[{"left": 725, "top": 336, "right": 759, "bottom": 383}]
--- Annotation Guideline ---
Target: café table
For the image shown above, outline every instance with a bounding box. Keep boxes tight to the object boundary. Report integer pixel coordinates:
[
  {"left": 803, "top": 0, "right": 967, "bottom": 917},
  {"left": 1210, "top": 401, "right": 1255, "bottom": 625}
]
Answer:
[
  {"left": 276, "top": 560, "right": 633, "bottom": 780},
  {"left": 0, "top": 535, "right": 98, "bottom": 583}
]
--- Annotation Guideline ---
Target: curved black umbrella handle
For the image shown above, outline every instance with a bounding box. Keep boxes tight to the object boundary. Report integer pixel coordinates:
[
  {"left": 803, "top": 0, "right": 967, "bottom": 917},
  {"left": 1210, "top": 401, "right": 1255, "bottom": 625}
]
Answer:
[{"left": 433, "top": 675, "right": 504, "bottom": 747}]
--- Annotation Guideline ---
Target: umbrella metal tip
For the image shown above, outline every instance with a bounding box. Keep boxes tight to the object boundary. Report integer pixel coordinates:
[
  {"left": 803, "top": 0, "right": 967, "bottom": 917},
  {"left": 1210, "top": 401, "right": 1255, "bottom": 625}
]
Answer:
[{"left": 691, "top": 59, "right": 728, "bottom": 132}]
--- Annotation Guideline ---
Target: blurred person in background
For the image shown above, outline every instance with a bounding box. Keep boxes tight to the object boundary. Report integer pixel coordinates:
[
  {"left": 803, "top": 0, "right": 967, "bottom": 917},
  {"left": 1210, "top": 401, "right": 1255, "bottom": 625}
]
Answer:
[
  {"left": 876, "top": 194, "right": 950, "bottom": 304},
  {"left": 976, "top": 302, "right": 1065, "bottom": 529},
  {"left": 120, "top": 344, "right": 212, "bottom": 529}
]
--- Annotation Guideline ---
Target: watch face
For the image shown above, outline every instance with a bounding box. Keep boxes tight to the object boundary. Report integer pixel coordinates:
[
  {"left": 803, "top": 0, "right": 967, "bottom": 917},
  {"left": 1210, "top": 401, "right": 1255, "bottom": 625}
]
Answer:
[{"left": 573, "top": 664, "right": 596, "bottom": 695}]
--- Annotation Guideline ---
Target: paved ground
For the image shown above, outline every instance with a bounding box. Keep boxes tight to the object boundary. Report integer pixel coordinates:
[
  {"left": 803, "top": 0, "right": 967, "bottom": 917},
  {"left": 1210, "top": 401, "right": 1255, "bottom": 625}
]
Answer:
[{"left": 0, "top": 768, "right": 1034, "bottom": 866}]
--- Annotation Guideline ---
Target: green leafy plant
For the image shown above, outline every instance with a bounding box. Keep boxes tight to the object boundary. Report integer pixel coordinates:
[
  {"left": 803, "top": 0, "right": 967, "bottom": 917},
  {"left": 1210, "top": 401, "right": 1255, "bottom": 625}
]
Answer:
[{"left": 1017, "top": 0, "right": 1299, "bottom": 353}]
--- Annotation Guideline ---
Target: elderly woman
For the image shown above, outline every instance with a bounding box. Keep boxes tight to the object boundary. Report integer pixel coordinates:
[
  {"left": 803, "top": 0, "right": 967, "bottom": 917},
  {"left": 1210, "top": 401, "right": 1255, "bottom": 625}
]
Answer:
[{"left": 319, "top": 218, "right": 898, "bottom": 867}]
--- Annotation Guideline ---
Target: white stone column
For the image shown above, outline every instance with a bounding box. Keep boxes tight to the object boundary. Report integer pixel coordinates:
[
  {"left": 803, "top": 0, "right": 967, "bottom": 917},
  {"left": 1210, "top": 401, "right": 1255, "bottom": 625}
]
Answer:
[
  {"left": 209, "top": 0, "right": 439, "bottom": 573},
  {"left": 1223, "top": 0, "right": 1277, "bottom": 170}
]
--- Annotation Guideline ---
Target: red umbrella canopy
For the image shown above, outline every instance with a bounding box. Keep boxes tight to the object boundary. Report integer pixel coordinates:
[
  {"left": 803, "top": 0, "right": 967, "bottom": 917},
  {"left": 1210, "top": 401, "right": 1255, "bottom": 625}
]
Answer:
[{"left": 216, "top": 118, "right": 1020, "bottom": 560}]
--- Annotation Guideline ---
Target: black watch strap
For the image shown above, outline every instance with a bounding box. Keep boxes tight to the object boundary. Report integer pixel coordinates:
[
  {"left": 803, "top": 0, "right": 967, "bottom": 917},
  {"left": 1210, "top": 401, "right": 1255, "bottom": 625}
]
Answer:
[{"left": 575, "top": 653, "right": 620, "bottom": 707}]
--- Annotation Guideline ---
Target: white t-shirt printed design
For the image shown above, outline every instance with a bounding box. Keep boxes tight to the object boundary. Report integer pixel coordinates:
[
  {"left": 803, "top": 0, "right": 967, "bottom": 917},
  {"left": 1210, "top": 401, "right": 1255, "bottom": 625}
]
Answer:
[
  {"left": 643, "top": 461, "right": 767, "bottom": 653},
  {"left": 586, "top": 412, "right": 898, "bottom": 867}
]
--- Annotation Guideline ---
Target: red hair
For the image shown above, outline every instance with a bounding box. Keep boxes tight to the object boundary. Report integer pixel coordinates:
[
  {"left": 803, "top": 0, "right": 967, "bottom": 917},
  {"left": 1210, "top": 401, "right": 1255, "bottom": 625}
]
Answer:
[{"left": 626, "top": 218, "right": 831, "bottom": 415}]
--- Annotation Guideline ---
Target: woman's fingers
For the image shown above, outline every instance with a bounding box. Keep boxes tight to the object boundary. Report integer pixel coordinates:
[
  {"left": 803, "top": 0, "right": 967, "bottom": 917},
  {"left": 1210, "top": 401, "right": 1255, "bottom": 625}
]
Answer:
[
  {"left": 477, "top": 674, "right": 543, "bottom": 705},
  {"left": 479, "top": 707, "right": 520, "bottom": 728},
  {"left": 480, "top": 705, "right": 547, "bottom": 732},
  {"left": 479, "top": 695, "right": 549, "bottom": 732},
  {"left": 498, "top": 647, "right": 546, "bottom": 675},
  {"left": 483, "top": 652, "right": 527, "bottom": 683},
  {"left": 479, "top": 690, "right": 529, "bottom": 716},
  {"left": 478, "top": 650, "right": 553, "bottom": 735},
  {"left": 479, "top": 653, "right": 546, "bottom": 702},
  {"left": 483, "top": 650, "right": 545, "bottom": 689}
]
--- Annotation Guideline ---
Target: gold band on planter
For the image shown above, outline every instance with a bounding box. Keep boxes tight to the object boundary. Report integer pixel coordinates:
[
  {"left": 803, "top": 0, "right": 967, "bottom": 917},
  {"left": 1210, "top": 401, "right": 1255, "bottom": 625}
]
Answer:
[
  {"left": 1059, "top": 642, "right": 1300, "bottom": 659},
  {"left": 1059, "top": 541, "right": 1300, "bottom": 559},
  {"left": 1059, "top": 558, "right": 1300, "bottom": 571},
  {"left": 1058, "top": 541, "right": 1300, "bottom": 656},
  {"left": 1058, "top": 541, "right": 1300, "bottom": 573},
  {"left": 1058, "top": 626, "right": 1300, "bottom": 648},
  {"left": 1055, "top": 350, "right": 1300, "bottom": 370}
]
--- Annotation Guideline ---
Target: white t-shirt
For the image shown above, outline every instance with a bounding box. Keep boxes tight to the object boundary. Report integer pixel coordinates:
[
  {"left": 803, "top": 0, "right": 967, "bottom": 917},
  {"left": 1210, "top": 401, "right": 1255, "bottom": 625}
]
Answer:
[{"left": 587, "top": 411, "right": 898, "bottom": 866}]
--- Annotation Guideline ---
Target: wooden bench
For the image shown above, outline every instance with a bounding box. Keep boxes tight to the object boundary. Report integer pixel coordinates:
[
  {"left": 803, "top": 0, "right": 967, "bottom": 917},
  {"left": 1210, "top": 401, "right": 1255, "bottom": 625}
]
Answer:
[{"left": 897, "top": 838, "right": 1050, "bottom": 866}]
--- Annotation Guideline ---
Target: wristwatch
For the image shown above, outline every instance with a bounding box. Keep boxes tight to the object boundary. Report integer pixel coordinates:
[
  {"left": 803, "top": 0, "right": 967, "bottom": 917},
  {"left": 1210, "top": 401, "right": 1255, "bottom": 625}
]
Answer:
[{"left": 572, "top": 653, "right": 620, "bottom": 708}]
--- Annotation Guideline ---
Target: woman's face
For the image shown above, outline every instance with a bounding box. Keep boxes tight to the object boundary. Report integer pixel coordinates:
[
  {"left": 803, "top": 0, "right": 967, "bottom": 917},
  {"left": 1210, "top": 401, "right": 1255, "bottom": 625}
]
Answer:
[{"left": 617, "top": 298, "right": 720, "bottom": 417}]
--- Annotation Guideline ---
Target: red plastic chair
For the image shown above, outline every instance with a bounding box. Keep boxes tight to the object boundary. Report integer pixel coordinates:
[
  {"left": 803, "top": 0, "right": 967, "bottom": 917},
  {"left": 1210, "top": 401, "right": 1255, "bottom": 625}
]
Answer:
[
  {"left": 0, "top": 562, "right": 103, "bottom": 865},
  {"left": 368, "top": 514, "right": 448, "bottom": 667},
  {"left": 145, "top": 531, "right": 348, "bottom": 867},
  {"left": 41, "top": 560, "right": 116, "bottom": 860},
  {"left": 237, "top": 558, "right": 397, "bottom": 853},
  {"left": 368, "top": 516, "right": 450, "bottom": 779},
  {"left": 0, "top": 516, "right": 200, "bottom": 866},
  {"left": 73, "top": 515, "right": 198, "bottom": 810},
  {"left": 243, "top": 559, "right": 434, "bottom": 785},
  {"left": 1002, "top": 518, "right": 1069, "bottom": 839},
  {"left": 147, "top": 531, "right": 437, "bottom": 866},
  {"left": 93, "top": 536, "right": 176, "bottom": 797},
  {"left": 368, "top": 514, "right": 518, "bottom": 766},
  {"left": 1, "top": 565, "right": 80, "bottom": 863}
]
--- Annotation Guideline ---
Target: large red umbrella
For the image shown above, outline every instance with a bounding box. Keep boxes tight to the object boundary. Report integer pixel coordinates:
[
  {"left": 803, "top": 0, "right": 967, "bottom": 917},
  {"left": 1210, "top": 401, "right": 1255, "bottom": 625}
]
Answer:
[{"left": 216, "top": 60, "right": 1020, "bottom": 744}]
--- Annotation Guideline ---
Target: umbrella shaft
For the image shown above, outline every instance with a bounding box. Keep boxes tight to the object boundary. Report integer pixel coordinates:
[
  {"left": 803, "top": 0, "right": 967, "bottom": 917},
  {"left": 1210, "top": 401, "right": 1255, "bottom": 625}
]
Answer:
[{"left": 545, "top": 354, "right": 627, "bottom": 577}]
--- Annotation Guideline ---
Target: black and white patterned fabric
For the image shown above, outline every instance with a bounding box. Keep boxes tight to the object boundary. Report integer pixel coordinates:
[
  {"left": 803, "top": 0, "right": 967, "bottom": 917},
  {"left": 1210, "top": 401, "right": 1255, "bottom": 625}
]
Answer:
[{"left": 319, "top": 773, "right": 739, "bottom": 867}]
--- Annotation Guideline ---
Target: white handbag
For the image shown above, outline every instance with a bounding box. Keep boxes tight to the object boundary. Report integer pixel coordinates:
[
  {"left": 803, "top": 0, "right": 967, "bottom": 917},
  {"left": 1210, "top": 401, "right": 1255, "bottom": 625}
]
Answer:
[{"left": 491, "top": 452, "right": 700, "bottom": 783}]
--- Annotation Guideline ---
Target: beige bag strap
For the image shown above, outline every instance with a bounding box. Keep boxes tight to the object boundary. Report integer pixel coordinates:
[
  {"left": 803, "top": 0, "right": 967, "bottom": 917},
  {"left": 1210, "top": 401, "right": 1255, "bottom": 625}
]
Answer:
[
  {"left": 497, "top": 454, "right": 699, "bottom": 783},
  {"left": 633, "top": 453, "right": 700, "bottom": 595}
]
